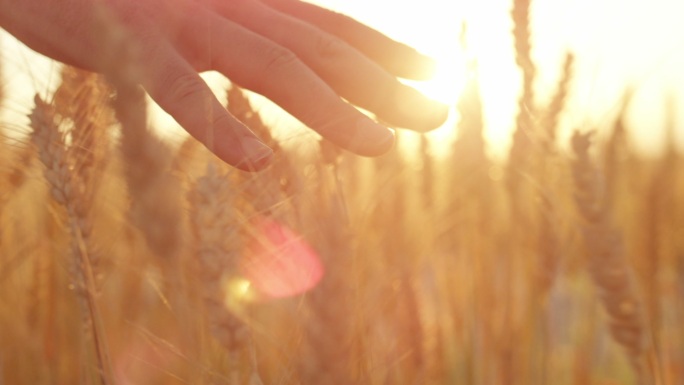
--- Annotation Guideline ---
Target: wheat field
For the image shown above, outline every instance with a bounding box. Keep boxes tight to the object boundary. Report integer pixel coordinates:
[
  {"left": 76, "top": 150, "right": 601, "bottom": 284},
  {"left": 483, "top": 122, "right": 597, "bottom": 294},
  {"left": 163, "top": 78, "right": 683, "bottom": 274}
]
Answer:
[{"left": 1, "top": 2, "right": 683, "bottom": 385}]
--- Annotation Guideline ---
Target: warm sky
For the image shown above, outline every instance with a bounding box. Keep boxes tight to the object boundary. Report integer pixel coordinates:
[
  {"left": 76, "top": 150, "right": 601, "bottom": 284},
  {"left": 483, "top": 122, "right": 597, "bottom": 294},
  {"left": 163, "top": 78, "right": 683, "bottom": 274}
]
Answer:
[{"left": 1, "top": 0, "right": 683, "bottom": 157}]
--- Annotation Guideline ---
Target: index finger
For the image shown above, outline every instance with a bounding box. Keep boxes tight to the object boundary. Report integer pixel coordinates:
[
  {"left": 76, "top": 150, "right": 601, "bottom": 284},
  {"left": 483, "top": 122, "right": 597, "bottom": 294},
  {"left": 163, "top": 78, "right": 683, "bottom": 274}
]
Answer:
[{"left": 141, "top": 39, "right": 274, "bottom": 171}]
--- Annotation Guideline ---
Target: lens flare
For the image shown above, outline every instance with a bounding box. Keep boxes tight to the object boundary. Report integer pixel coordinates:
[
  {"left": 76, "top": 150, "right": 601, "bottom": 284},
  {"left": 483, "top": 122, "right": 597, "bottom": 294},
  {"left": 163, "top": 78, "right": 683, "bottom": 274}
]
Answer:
[{"left": 241, "top": 216, "right": 324, "bottom": 299}]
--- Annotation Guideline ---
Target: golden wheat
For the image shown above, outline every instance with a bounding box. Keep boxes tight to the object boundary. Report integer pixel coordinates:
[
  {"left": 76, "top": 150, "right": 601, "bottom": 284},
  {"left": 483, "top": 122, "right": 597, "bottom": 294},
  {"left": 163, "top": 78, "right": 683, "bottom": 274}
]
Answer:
[
  {"left": 30, "top": 94, "right": 113, "bottom": 385},
  {"left": 112, "top": 82, "right": 185, "bottom": 259},
  {"left": 571, "top": 130, "right": 650, "bottom": 384},
  {"left": 189, "top": 161, "right": 264, "bottom": 385},
  {"left": 2, "top": 1, "right": 683, "bottom": 384}
]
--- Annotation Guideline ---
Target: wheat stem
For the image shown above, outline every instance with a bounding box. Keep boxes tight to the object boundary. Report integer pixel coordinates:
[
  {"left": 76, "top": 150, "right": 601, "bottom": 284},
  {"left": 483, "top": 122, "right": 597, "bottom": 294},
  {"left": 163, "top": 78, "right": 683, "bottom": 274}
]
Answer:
[
  {"left": 571, "top": 131, "right": 651, "bottom": 384},
  {"left": 30, "top": 94, "right": 113, "bottom": 385}
]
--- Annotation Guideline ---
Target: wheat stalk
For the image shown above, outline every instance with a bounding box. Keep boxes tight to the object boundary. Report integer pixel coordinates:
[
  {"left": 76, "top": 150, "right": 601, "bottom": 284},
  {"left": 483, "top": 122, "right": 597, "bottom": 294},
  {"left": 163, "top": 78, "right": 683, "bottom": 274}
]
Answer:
[
  {"left": 29, "top": 94, "right": 113, "bottom": 385},
  {"left": 542, "top": 52, "right": 574, "bottom": 149},
  {"left": 54, "top": 67, "right": 113, "bottom": 199},
  {"left": 507, "top": 0, "right": 538, "bottom": 188},
  {"left": 291, "top": 161, "right": 358, "bottom": 385},
  {"left": 112, "top": 82, "right": 185, "bottom": 259},
  {"left": 571, "top": 130, "right": 650, "bottom": 384},
  {"left": 226, "top": 84, "right": 302, "bottom": 218},
  {"left": 534, "top": 52, "right": 574, "bottom": 296},
  {"left": 189, "top": 161, "right": 264, "bottom": 385}
]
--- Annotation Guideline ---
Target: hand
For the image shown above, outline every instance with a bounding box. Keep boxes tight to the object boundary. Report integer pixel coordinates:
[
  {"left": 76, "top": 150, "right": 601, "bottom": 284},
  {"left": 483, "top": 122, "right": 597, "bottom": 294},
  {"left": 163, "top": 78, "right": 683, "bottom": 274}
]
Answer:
[{"left": 0, "top": 0, "right": 449, "bottom": 170}]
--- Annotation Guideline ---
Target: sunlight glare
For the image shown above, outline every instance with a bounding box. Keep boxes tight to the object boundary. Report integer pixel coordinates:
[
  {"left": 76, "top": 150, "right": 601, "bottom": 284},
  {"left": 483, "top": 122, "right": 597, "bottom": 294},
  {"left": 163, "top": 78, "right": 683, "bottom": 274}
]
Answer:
[
  {"left": 222, "top": 277, "right": 256, "bottom": 305},
  {"left": 410, "top": 50, "right": 468, "bottom": 107}
]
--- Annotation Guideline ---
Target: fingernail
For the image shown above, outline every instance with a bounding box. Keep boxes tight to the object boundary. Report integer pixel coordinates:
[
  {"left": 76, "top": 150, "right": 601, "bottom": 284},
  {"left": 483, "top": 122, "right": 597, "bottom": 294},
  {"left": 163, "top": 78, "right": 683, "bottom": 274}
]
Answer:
[
  {"left": 397, "top": 90, "right": 449, "bottom": 131},
  {"left": 350, "top": 119, "right": 395, "bottom": 156},
  {"left": 240, "top": 137, "right": 273, "bottom": 167}
]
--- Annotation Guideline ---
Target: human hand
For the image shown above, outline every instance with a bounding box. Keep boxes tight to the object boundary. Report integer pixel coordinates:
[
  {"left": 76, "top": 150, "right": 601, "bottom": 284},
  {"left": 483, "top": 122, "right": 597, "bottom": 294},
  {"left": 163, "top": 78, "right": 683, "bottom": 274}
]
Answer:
[{"left": 0, "top": 0, "right": 449, "bottom": 170}]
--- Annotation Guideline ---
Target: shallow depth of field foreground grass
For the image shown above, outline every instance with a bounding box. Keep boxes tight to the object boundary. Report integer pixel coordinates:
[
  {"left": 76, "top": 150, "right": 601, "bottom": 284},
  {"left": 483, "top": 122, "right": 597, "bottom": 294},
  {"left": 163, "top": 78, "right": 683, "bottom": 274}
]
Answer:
[{"left": 1, "top": 2, "right": 683, "bottom": 385}]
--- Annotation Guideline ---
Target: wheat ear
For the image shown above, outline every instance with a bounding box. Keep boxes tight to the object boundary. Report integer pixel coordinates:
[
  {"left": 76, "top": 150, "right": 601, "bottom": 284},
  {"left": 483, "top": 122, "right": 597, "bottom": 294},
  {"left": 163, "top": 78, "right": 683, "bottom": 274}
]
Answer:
[
  {"left": 189, "top": 162, "right": 264, "bottom": 385},
  {"left": 507, "top": 0, "right": 537, "bottom": 182},
  {"left": 30, "top": 95, "right": 113, "bottom": 385},
  {"left": 542, "top": 52, "right": 574, "bottom": 148},
  {"left": 225, "top": 84, "right": 302, "bottom": 214},
  {"left": 571, "top": 131, "right": 650, "bottom": 384}
]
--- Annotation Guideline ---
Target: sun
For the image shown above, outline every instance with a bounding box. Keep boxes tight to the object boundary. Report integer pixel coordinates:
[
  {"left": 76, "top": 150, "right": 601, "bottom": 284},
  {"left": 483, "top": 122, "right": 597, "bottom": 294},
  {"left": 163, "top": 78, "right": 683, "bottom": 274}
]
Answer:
[
  {"left": 408, "top": 49, "right": 468, "bottom": 108},
  {"left": 394, "top": 48, "right": 469, "bottom": 159}
]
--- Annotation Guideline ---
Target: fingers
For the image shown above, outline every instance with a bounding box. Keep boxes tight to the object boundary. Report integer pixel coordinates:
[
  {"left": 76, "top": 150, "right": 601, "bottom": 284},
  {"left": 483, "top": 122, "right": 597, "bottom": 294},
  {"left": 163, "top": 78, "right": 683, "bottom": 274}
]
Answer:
[
  {"left": 212, "top": 0, "right": 448, "bottom": 132},
  {"left": 258, "top": 0, "right": 436, "bottom": 80},
  {"left": 176, "top": 8, "right": 395, "bottom": 156},
  {"left": 104, "top": 0, "right": 441, "bottom": 167},
  {"left": 139, "top": 37, "right": 274, "bottom": 171}
]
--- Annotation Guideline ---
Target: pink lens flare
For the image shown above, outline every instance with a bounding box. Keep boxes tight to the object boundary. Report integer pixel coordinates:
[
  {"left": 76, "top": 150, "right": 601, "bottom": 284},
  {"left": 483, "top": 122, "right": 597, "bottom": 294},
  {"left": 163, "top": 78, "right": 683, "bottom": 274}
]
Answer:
[
  {"left": 113, "top": 340, "right": 177, "bottom": 385},
  {"left": 241, "top": 216, "right": 324, "bottom": 299}
]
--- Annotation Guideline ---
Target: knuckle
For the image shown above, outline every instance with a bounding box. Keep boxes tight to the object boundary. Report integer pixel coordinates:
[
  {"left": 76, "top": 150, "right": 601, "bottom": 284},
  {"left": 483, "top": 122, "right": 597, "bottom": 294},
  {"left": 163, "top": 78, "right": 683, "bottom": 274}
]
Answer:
[
  {"left": 162, "top": 72, "right": 207, "bottom": 105},
  {"left": 207, "top": 110, "right": 235, "bottom": 130},
  {"left": 243, "top": 45, "right": 302, "bottom": 91},
  {"left": 312, "top": 34, "right": 346, "bottom": 59},
  {"left": 260, "top": 46, "right": 301, "bottom": 74}
]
